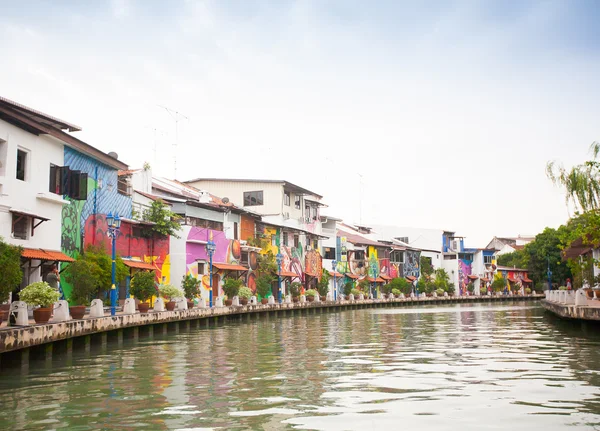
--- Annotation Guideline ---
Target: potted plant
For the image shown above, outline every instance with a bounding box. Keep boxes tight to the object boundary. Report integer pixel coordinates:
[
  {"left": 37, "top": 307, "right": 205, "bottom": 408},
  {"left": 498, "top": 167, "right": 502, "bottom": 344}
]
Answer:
[
  {"left": 159, "top": 284, "right": 183, "bottom": 311},
  {"left": 223, "top": 278, "right": 243, "bottom": 306},
  {"left": 131, "top": 270, "right": 156, "bottom": 313},
  {"left": 238, "top": 286, "right": 253, "bottom": 305},
  {"left": 289, "top": 282, "right": 302, "bottom": 303},
  {"left": 181, "top": 274, "right": 201, "bottom": 309},
  {"left": 525, "top": 287, "right": 532, "bottom": 295},
  {"left": 305, "top": 289, "right": 318, "bottom": 302},
  {"left": 391, "top": 288, "right": 401, "bottom": 298},
  {"left": 351, "top": 288, "right": 361, "bottom": 299},
  {"left": 343, "top": 281, "right": 354, "bottom": 299},
  {"left": 466, "top": 282, "right": 475, "bottom": 296},
  {"left": 381, "top": 282, "right": 392, "bottom": 299},
  {"left": 256, "top": 275, "right": 273, "bottom": 304},
  {"left": 436, "top": 288, "right": 445, "bottom": 297},
  {"left": 317, "top": 270, "right": 330, "bottom": 301},
  {"left": 19, "top": 281, "right": 60, "bottom": 324},
  {"left": 64, "top": 258, "right": 100, "bottom": 319},
  {"left": 0, "top": 238, "right": 22, "bottom": 324}
]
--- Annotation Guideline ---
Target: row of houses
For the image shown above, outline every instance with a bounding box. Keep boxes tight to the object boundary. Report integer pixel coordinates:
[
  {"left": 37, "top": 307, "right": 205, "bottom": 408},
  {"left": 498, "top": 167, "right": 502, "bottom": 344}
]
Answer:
[{"left": 0, "top": 97, "right": 533, "bottom": 304}]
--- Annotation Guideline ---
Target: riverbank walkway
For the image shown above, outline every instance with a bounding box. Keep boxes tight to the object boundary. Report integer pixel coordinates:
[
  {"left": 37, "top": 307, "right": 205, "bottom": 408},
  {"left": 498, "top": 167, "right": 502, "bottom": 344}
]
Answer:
[{"left": 0, "top": 294, "right": 543, "bottom": 371}]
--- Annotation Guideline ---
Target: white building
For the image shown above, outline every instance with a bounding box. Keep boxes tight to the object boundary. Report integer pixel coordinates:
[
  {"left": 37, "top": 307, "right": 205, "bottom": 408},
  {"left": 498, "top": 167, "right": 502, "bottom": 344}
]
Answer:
[{"left": 486, "top": 235, "right": 534, "bottom": 256}]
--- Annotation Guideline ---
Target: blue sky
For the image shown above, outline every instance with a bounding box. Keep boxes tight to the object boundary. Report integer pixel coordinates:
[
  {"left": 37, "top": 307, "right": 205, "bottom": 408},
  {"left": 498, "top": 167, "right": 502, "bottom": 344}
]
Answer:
[{"left": 1, "top": 0, "right": 599, "bottom": 246}]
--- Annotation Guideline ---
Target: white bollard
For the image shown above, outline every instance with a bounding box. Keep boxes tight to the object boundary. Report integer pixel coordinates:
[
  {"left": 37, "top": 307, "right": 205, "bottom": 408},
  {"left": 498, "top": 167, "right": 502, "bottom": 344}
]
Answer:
[
  {"left": 232, "top": 296, "right": 240, "bottom": 306},
  {"left": 359, "top": 294, "right": 364, "bottom": 301},
  {"left": 433, "top": 292, "right": 437, "bottom": 298},
  {"left": 154, "top": 297, "right": 166, "bottom": 312},
  {"left": 174, "top": 297, "right": 188, "bottom": 310},
  {"left": 300, "top": 295, "right": 306, "bottom": 303},
  {"left": 123, "top": 298, "right": 136, "bottom": 314},
  {"left": 314, "top": 294, "right": 321, "bottom": 303},
  {"left": 268, "top": 295, "right": 275, "bottom": 305},
  {"left": 349, "top": 294, "right": 354, "bottom": 301},
  {"left": 285, "top": 295, "right": 292, "bottom": 304},
  {"left": 215, "top": 297, "right": 224, "bottom": 308},
  {"left": 52, "top": 300, "right": 71, "bottom": 322},
  {"left": 89, "top": 299, "right": 105, "bottom": 318},
  {"left": 9, "top": 301, "right": 29, "bottom": 326},
  {"left": 198, "top": 298, "right": 206, "bottom": 308},
  {"left": 250, "top": 296, "right": 257, "bottom": 305}
]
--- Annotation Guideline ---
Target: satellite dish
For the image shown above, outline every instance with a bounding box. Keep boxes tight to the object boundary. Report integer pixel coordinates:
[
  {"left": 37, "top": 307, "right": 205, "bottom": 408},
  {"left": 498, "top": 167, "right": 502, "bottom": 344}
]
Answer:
[
  {"left": 222, "top": 197, "right": 230, "bottom": 204},
  {"left": 108, "top": 151, "right": 119, "bottom": 159}
]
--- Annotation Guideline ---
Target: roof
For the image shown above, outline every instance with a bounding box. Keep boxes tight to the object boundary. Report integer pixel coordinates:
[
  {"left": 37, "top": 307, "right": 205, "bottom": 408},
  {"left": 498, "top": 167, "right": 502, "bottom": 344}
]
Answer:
[
  {"left": 497, "top": 266, "right": 528, "bottom": 272},
  {"left": 10, "top": 209, "right": 50, "bottom": 222},
  {"left": 380, "top": 274, "right": 392, "bottom": 281},
  {"left": 134, "top": 190, "right": 166, "bottom": 202},
  {"left": 337, "top": 229, "right": 382, "bottom": 247},
  {"left": 367, "top": 276, "right": 385, "bottom": 283},
  {"left": 212, "top": 263, "right": 249, "bottom": 272},
  {"left": 523, "top": 277, "right": 533, "bottom": 283},
  {"left": 406, "top": 275, "right": 417, "bottom": 281},
  {"left": 118, "top": 169, "right": 141, "bottom": 176},
  {"left": 21, "top": 248, "right": 74, "bottom": 262},
  {"left": 480, "top": 277, "right": 491, "bottom": 282},
  {"left": 329, "top": 271, "right": 344, "bottom": 277},
  {"left": 563, "top": 235, "right": 596, "bottom": 260},
  {"left": 278, "top": 270, "right": 300, "bottom": 278},
  {"left": 467, "top": 274, "right": 479, "bottom": 280},
  {"left": 507, "top": 277, "right": 518, "bottom": 283},
  {"left": 183, "top": 178, "right": 323, "bottom": 199},
  {"left": 0, "top": 97, "right": 128, "bottom": 171},
  {"left": 345, "top": 273, "right": 359, "bottom": 279},
  {"left": 123, "top": 260, "right": 155, "bottom": 270}
]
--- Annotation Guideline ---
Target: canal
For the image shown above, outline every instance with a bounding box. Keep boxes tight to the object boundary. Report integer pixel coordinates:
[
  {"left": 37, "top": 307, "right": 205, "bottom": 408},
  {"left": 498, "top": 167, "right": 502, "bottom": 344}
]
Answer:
[{"left": 1, "top": 301, "right": 600, "bottom": 430}]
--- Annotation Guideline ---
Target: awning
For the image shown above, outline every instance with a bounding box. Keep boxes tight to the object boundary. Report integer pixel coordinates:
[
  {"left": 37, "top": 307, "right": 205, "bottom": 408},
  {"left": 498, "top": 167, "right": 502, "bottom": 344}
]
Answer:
[
  {"left": 380, "top": 274, "right": 392, "bottom": 281},
  {"left": 406, "top": 275, "right": 417, "bottom": 282},
  {"left": 123, "top": 260, "right": 155, "bottom": 271},
  {"left": 523, "top": 277, "right": 533, "bottom": 283},
  {"left": 278, "top": 270, "right": 300, "bottom": 279},
  {"left": 213, "top": 263, "right": 249, "bottom": 272},
  {"left": 345, "top": 273, "right": 359, "bottom": 279},
  {"left": 507, "top": 277, "right": 518, "bottom": 283},
  {"left": 11, "top": 209, "right": 50, "bottom": 236},
  {"left": 467, "top": 274, "right": 479, "bottom": 280},
  {"left": 21, "top": 248, "right": 74, "bottom": 262},
  {"left": 329, "top": 271, "right": 344, "bottom": 277},
  {"left": 367, "top": 276, "right": 385, "bottom": 283},
  {"left": 480, "top": 277, "right": 490, "bottom": 282}
]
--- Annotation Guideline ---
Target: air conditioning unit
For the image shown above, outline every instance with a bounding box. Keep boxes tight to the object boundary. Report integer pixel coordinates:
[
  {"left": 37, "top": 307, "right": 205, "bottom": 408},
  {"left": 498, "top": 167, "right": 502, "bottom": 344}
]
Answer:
[{"left": 185, "top": 217, "right": 192, "bottom": 225}]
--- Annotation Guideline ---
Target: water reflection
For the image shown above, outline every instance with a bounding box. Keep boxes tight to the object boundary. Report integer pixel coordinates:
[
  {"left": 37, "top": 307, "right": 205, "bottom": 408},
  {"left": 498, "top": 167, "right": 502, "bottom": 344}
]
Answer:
[{"left": 1, "top": 302, "right": 600, "bottom": 430}]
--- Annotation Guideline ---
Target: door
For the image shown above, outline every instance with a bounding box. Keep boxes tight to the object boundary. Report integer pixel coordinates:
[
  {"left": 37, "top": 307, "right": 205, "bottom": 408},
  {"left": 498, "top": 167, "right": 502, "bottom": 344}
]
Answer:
[{"left": 212, "top": 274, "right": 220, "bottom": 298}]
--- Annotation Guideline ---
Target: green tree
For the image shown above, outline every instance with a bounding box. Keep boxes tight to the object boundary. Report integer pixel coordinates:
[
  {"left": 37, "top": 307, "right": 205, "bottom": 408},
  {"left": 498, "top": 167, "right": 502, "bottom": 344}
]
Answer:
[
  {"left": 388, "top": 277, "right": 412, "bottom": 295},
  {"left": 497, "top": 250, "right": 527, "bottom": 269},
  {"left": 76, "top": 245, "right": 128, "bottom": 298},
  {"left": 130, "top": 270, "right": 157, "bottom": 302},
  {"left": 181, "top": 274, "right": 201, "bottom": 299},
  {"left": 523, "top": 227, "right": 572, "bottom": 287},
  {"left": 142, "top": 199, "right": 182, "bottom": 238},
  {"left": 64, "top": 258, "right": 100, "bottom": 305},
  {"left": 420, "top": 256, "right": 434, "bottom": 278},
  {"left": 317, "top": 269, "right": 331, "bottom": 297},
  {"left": 0, "top": 238, "right": 23, "bottom": 302}
]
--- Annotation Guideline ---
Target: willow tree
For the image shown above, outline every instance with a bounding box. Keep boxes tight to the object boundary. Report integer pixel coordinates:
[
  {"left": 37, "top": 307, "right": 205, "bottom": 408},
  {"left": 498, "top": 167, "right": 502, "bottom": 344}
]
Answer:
[{"left": 547, "top": 142, "right": 600, "bottom": 212}]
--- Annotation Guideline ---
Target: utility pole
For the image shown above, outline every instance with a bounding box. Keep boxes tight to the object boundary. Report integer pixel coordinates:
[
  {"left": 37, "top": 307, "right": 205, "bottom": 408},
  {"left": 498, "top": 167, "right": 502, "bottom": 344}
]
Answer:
[{"left": 159, "top": 105, "right": 189, "bottom": 180}]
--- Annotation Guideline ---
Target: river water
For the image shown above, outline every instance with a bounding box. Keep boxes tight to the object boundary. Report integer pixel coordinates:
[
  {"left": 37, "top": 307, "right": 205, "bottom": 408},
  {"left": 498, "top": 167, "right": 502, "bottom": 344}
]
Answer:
[{"left": 2, "top": 302, "right": 600, "bottom": 430}]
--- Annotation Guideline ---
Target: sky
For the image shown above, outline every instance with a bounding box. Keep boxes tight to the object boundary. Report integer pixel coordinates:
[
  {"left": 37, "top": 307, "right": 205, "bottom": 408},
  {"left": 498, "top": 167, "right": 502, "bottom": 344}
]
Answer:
[{"left": 1, "top": 0, "right": 599, "bottom": 247}]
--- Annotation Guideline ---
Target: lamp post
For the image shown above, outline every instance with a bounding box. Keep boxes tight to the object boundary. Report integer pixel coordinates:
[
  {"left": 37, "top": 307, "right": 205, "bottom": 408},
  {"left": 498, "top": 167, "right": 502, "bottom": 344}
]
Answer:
[
  {"left": 106, "top": 212, "right": 121, "bottom": 317},
  {"left": 332, "top": 260, "right": 338, "bottom": 301},
  {"left": 206, "top": 232, "right": 216, "bottom": 308},
  {"left": 547, "top": 257, "right": 553, "bottom": 291},
  {"left": 276, "top": 252, "right": 283, "bottom": 303}
]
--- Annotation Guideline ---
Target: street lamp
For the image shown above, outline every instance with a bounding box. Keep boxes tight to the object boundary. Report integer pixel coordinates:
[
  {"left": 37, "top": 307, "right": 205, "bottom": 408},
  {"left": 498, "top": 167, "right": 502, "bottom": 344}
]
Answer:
[
  {"left": 206, "top": 231, "right": 216, "bottom": 308},
  {"left": 106, "top": 212, "right": 121, "bottom": 317},
  {"left": 276, "top": 252, "right": 283, "bottom": 303},
  {"left": 332, "top": 260, "right": 338, "bottom": 301},
  {"left": 547, "top": 257, "right": 553, "bottom": 291}
]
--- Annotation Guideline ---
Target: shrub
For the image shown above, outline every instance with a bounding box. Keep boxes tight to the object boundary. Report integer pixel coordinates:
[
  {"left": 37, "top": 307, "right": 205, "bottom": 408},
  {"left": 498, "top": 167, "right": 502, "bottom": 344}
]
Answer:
[
  {"left": 381, "top": 282, "right": 393, "bottom": 295},
  {"left": 64, "top": 258, "right": 98, "bottom": 305},
  {"left": 436, "top": 288, "right": 445, "bottom": 296},
  {"left": 305, "top": 289, "right": 317, "bottom": 298},
  {"left": 256, "top": 275, "right": 273, "bottom": 299},
  {"left": 351, "top": 288, "right": 361, "bottom": 297},
  {"left": 317, "top": 270, "right": 330, "bottom": 297},
  {"left": 558, "top": 285, "right": 568, "bottom": 291},
  {"left": 358, "top": 279, "right": 370, "bottom": 291},
  {"left": 525, "top": 287, "right": 532, "bottom": 294},
  {"left": 159, "top": 284, "right": 183, "bottom": 300},
  {"left": 467, "top": 282, "right": 475, "bottom": 293},
  {"left": 388, "top": 277, "right": 412, "bottom": 295},
  {"left": 491, "top": 277, "right": 506, "bottom": 292},
  {"left": 289, "top": 282, "right": 302, "bottom": 298},
  {"left": 238, "top": 286, "right": 253, "bottom": 300},
  {"left": 391, "top": 288, "right": 401, "bottom": 297},
  {"left": 343, "top": 281, "right": 354, "bottom": 296},
  {"left": 19, "top": 281, "right": 60, "bottom": 307},
  {"left": 223, "top": 278, "right": 243, "bottom": 298},
  {"left": 131, "top": 271, "right": 156, "bottom": 303},
  {"left": 0, "top": 238, "right": 22, "bottom": 303},
  {"left": 181, "top": 274, "right": 201, "bottom": 300}
]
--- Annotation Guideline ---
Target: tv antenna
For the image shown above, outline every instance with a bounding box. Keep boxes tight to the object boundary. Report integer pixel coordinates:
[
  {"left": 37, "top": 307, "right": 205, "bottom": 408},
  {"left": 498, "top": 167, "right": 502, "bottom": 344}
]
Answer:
[
  {"left": 159, "top": 105, "right": 189, "bottom": 180},
  {"left": 144, "top": 126, "right": 168, "bottom": 168}
]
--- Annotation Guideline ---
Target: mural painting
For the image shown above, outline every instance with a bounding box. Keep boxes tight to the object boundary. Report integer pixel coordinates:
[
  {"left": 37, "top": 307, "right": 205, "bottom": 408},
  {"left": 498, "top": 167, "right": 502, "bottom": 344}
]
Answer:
[
  {"left": 458, "top": 258, "right": 473, "bottom": 295},
  {"left": 404, "top": 250, "right": 421, "bottom": 279}
]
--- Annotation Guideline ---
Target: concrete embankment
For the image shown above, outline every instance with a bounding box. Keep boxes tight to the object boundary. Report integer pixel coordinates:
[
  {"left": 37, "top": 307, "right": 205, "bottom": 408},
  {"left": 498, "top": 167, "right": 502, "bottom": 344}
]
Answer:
[
  {"left": 0, "top": 295, "right": 543, "bottom": 370},
  {"left": 541, "top": 299, "right": 600, "bottom": 321}
]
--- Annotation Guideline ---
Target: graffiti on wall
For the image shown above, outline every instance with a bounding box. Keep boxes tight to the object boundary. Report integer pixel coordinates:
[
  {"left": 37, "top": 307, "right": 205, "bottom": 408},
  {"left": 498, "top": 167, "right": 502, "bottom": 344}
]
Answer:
[
  {"left": 404, "top": 250, "right": 421, "bottom": 278},
  {"left": 458, "top": 258, "right": 472, "bottom": 295}
]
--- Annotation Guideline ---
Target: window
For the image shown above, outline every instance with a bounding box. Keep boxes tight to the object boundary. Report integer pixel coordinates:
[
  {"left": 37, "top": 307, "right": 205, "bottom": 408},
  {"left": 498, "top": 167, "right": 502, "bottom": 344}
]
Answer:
[
  {"left": 16, "top": 149, "right": 27, "bottom": 181},
  {"left": 354, "top": 250, "right": 365, "bottom": 260},
  {"left": 444, "top": 254, "right": 457, "bottom": 260},
  {"left": 284, "top": 191, "right": 290, "bottom": 206},
  {"left": 294, "top": 195, "right": 301, "bottom": 209},
  {"left": 313, "top": 239, "right": 319, "bottom": 249},
  {"left": 0, "top": 138, "right": 7, "bottom": 177},
  {"left": 324, "top": 247, "right": 336, "bottom": 259},
  {"left": 390, "top": 250, "right": 404, "bottom": 263},
  {"left": 283, "top": 233, "right": 288, "bottom": 247},
  {"left": 197, "top": 262, "right": 206, "bottom": 275},
  {"left": 271, "top": 235, "right": 277, "bottom": 246},
  {"left": 305, "top": 205, "right": 311, "bottom": 220},
  {"left": 233, "top": 222, "right": 238, "bottom": 240},
  {"left": 294, "top": 234, "right": 299, "bottom": 248},
  {"left": 49, "top": 165, "right": 88, "bottom": 199},
  {"left": 240, "top": 252, "right": 249, "bottom": 265},
  {"left": 118, "top": 175, "right": 131, "bottom": 196},
  {"left": 484, "top": 255, "right": 493, "bottom": 264},
  {"left": 188, "top": 217, "right": 223, "bottom": 231},
  {"left": 397, "top": 236, "right": 409, "bottom": 244},
  {"left": 243, "top": 190, "right": 263, "bottom": 206},
  {"left": 12, "top": 213, "right": 29, "bottom": 240}
]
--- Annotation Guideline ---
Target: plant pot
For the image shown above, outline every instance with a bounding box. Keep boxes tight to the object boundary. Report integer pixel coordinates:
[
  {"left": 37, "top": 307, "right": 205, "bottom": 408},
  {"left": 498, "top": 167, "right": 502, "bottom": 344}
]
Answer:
[
  {"left": 320, "top": 296, "right": 326, "bottom": 302},
  {"left": 166, "top": 301, "right": 176, "bottom": 311},
  {"left": 138, "top": 302, "right": 150, "bottom": 313},
  {"left": 261, "top": 298, "right": 268, "bottom": 305},
  {"left": 33, "top": 307, "right": 53, "bottom": 324},
  {"left": 307, "top": 296, "right": 315, "bottom": 302},
  {"left": 225, "top": 299, "right": 233, "bottom": 307},
  {"left": 586, "top": 290, "right": 594, "bottom": 299},
  {"left": 292, "top": 297, "right": 299, "bottom": 303},
  {"left": 187, "top": 301, "right": 195, "bottom": 310},
  {"left": 240, "top": 298, "right": 248, "bottom": 306},
  {"left": 69, "top": 305, "right": 86, "bottom": 319}
]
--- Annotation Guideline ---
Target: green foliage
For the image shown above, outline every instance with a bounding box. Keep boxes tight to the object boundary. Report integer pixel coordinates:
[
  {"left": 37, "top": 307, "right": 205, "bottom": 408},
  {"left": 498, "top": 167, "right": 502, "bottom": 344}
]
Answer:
[
  {"left": 80, "top": 245, "right": 128, "bottom": 293},
  {"left": 130, "top": 271, "right": 156, "bottom": 302},
  {"left": 547, "top": 142, "right": 600, "bottom": 212},
  {"left": 420, "top": 256, "right": 434, "bottom": 277},
  {"left": 358, "top": 279, "right": 370, "bottom": 291},
  {"left": 350, "top": 288, "right": 361, "bottom": 297},
  {"left": 142, "top": 199, "right": 182, "bottom": 238},
  {"left": 181, "top": 274, "right": 201, "bottom": 299},
  {"left": 436, "top": 288, "right": 445, "bottom": 296},
  {"left": 289, "top": 282, "right": 302, "bottom": 298},
  {"left": 305, "top": 289, "right": 317, "bottom": 298},
  {"left": 497, "top": 250, "right": 527, "bottom": 269},
  {"left": 158, "top": 284, "right": 183, "bottom": 300},
  {"left": 238, "top": 286, "right": 253, "bottom": 299},
  {"left": 223, "top": 278, "right": 243, "bottom": 298},
  {"left": 491, "top": 274, "right": 506, "bottom": 292},
  {"left": 0, "top": 238, "right": 23, "bottom": 302},
  {"left": 391, "top": 288, "right": 401, "bottom": 297},
  {"left": 381, "top": 282, "right": 393, "bottom": 295},
  {"left": 65, "top": 259, "right": 100, "bottom": 305},
  {"left": 467, "top": 282, "right": 475, "bottom": 293},
  {"left": 388, "top": 277, "right": 412, "bottom": 295},
  {"left": 257, "top": 251, "right": 278, "bottom": 275},
  {"left": 558, "top": 285, "right": 568, "bottom": 291},
  {"left": 343, "top": 281, "right": 354, "bottom": 296},
  {"left": 317, "top": 269, "right": 331, "bottom": 297},
  {"left": 246, "top": 236, "right": 269, "bottom": 249},
  {"left": 19, "top": 281, "right": 60, "bottom": 307},
  {"left": 255, "top": 275, "right": 273, "bottom": 298},
  {"left": 525, "top": 287, "right": 532, "bottom": 294}
]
